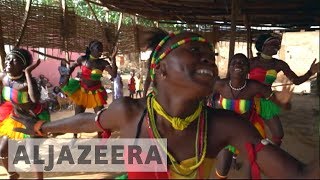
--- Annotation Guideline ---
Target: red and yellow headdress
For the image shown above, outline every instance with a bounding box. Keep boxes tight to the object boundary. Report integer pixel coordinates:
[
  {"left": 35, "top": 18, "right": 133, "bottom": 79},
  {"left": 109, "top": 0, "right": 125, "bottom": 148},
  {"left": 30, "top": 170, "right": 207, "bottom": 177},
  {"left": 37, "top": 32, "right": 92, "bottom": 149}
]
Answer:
[{"left": 150, "top": 32, "right": 212, "bottom": 81}]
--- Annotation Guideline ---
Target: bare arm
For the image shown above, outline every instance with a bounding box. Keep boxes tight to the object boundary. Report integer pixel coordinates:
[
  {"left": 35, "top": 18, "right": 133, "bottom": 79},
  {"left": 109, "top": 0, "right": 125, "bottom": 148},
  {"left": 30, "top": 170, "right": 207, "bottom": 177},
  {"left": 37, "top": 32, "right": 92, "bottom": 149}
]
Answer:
[
  {"left": 105, "top": 46, "right": 118, "bottom": 78},
  {"left": 280, "top": 59, "right": 318, "bottom": 85},
  {"left": 69, "top": 57, "right": 82, "bottom": 75},
  {"left": 41, "top": 98, "right": 128, "bottom": 134},
  {"left": 253, "top": 80, "right": 292, "bottom": 110},
  {"left": 104, "top": 60, "right": 117, "bottom": 78},
  {"left": 219, "top": 112, "right": 319, "bottom": 178},
  {"left": 25, "top": 59, "right": 41, "bottom": 103},
  {"left": 13, "top": 97, "right": 133, "bottom": 136},
  {"left": 212, "top": 78, "right": 224, "bottom": 94}
]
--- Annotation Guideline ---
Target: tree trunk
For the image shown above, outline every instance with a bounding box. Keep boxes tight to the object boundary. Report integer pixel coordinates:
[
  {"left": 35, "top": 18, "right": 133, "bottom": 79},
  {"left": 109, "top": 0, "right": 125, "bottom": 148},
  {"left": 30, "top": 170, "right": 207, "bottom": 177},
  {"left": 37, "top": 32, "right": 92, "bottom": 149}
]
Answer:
[{"left": 227, "top": 0, "right": 238, "bottom": 78}]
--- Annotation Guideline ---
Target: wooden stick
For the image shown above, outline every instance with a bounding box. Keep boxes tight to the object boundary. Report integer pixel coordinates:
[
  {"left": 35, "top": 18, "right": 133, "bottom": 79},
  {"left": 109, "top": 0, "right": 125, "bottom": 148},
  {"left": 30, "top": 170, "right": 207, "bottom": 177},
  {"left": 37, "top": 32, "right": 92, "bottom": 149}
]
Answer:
[
  {"left": 112, "top": 12, "right": 123, "bottom": 51},
  {"left": 86, "top": 0, "right": 104, "bottom": 7},
  {"left": 31, "top": 50, "right": 75, "bottom": 63},
  {"left": 61, "top": 0, "right": 70, "bottom": 63},
  {"left": 15, "top": 0, "right": 32, "bottom": 48},
  {"left": 272, "top": 76, "right": 317, "bottom": 87},
  {"left": 85, "top": 0, "right": 102, "bottom": 27},
  {"left": 0, "top": 18, "right": 6, "bottom": 71},
  {"left": 227, "top": 0, "right": 238, "bottom": 78},
  {"left": 244, "top": 14, "right": 252, "bottom": 58}
]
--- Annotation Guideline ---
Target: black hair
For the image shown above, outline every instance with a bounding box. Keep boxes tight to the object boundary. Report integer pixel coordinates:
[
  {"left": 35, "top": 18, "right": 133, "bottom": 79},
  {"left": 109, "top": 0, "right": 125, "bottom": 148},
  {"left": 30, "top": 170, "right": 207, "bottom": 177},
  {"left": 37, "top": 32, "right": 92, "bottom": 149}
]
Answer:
[
  {"left": 9, "top": 48, "right": 33, "bottom": 67},
  {"left": 85, "top": 40, "right": 103, "bottom": 57},
  {"left": 60, "top": 60, "right": 67, "bottom": 66},
  {"left": 231, "top": 53, "right": 249, "bottom": 61},
  {"left": 255, "top": 33, "right": 280, "bottom": 52},
  {"left": 53, "top": 86, "right": 60, "bottom": 93}
]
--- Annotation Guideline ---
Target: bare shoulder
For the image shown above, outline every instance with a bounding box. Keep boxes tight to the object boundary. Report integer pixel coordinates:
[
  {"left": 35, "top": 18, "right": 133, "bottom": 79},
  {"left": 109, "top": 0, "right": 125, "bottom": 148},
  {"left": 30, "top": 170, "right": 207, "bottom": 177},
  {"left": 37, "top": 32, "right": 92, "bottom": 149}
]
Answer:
[
  {"left": 77, "top": 55, "right": 86, "bottom": 64},
  {"left": 273, "top": 58, "right": 286, "bottom": 66},
  {"left": 249, "top": 56, "right": 259, "bottom": 63},
  {"left": 214, "top": 78, "right": 227, "bottom": 90},
  {"left": 99, "top": 58, "right": 110, "bottom": 66},
  {"left": 0, "top": 72, "right": 6, "bottom": 81},
  {"left": 107, "top": 97, "right": 147, "bottom": 124}
]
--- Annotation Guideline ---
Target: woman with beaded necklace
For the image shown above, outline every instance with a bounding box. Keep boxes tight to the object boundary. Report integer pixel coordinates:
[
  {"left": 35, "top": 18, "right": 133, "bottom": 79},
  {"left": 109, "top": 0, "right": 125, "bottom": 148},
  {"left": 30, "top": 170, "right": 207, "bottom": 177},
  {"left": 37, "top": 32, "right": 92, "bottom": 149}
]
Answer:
[
  {"left": 0, "top": 48, "right": 50, "bottom": 179},
  {"left": 61, "top": 40, "right": 118, "bottom": 138},
  {"left": 249, "top": 33, "right": 319, "bottom": 146},
  {"left": 214, "top": 53, "right": 292, "bottom": 178},
  {"left": 13, "top": 31, "right": 319, "bottom": 179}
]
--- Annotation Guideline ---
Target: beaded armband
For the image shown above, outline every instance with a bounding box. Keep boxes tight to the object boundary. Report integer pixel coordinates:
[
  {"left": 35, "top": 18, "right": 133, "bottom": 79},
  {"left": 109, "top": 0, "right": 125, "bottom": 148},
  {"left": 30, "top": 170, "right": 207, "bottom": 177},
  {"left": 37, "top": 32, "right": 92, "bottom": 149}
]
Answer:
[
  {"left": 266, "top": 91, "right": 275, "bottom": 100},
  {"left": 95, "top": 108, "right": 111, "bottom": 138}
]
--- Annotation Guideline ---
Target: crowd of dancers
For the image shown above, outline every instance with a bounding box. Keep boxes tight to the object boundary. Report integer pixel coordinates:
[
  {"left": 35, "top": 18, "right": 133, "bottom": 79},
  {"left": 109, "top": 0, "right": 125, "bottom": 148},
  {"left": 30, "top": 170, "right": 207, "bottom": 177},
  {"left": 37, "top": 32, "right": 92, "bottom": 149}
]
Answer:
[{"left": 0, "top": 29, "right": 318, "bottom": 179}]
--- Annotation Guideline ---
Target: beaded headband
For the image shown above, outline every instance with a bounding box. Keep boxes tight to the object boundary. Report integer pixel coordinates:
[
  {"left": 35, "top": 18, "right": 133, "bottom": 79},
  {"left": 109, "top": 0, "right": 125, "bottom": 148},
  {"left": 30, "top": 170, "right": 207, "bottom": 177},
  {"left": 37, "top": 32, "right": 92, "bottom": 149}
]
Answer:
[
  {"left": 150, "top": 32, "right": 212, "bottom": 81},
  {"left": 6, "top": 50, "right": 27, "bottom": 66}
]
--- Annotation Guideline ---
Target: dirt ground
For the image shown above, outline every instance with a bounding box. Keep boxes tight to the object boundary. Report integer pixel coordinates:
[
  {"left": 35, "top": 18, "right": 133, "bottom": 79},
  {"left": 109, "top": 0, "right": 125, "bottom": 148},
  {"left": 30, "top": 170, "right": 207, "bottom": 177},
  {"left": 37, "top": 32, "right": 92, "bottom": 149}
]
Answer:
[{"left": 0, "top": 94, "right": 318, "bottom": 179}]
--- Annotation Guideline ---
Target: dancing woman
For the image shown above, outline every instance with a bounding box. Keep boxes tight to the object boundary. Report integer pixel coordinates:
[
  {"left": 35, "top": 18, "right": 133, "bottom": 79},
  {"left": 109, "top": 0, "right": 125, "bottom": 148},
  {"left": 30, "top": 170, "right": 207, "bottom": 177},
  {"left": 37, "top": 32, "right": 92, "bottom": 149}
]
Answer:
[
  {"left": 0, "top": 48, "right": 50, "bottom": 179},
  {"left": 61, "top": 40, "right": 118, "bottom": 138},
  {"left": 214, "top": 53, "right": 292, "bottom": 178},
  {"left": 249, "top": 33, "right": 319, "bottom": 145}
]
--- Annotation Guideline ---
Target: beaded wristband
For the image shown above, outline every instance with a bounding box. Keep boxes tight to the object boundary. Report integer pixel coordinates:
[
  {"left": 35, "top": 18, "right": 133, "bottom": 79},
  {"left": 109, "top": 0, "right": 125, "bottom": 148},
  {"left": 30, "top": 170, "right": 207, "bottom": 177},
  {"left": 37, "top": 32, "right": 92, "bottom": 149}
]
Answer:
[{"left": 266, "top": 91, "right": 275, "bottom": 100}]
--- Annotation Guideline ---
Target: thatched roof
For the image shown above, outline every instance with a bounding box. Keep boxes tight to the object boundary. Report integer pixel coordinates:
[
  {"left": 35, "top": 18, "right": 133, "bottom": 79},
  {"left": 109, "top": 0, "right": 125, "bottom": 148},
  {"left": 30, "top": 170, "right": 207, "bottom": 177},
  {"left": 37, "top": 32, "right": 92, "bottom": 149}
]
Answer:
[
  {"left": 96, "top": 0, "right": 319, "bottom": 42},
  {"left": 99, "top": 0, "right": 320, "bottom": 29}
]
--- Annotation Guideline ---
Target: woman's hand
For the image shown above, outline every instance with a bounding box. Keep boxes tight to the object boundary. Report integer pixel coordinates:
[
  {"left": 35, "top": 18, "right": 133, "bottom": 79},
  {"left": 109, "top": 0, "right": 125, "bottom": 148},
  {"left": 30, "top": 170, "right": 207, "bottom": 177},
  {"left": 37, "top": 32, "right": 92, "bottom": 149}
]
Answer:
[
  {"left": 274, "top": 82, "right": 294, "bottom": 107},
  {"left": 309, "top": 59, "right": 319, "bottom": 75},
  {"left": 25, "top": 59, "right": 41, "bottom": 74},
  {"left": 11, "top": 109, "right": 38, "bottom": 136}
]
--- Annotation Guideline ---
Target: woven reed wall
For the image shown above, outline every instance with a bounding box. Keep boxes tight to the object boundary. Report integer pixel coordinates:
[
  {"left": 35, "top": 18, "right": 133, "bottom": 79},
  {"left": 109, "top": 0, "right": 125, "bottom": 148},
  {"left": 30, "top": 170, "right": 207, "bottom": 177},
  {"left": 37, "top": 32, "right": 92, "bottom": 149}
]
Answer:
[{"left": 0, "top": 0, "right": 145, "bottom": 54}]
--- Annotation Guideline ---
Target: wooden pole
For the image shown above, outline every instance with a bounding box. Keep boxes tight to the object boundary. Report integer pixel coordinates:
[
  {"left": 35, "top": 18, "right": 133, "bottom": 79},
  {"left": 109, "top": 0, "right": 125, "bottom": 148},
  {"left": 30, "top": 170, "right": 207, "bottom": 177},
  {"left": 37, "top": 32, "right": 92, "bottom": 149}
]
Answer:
[
  {"left": 244, "top": 14, "right": 252, "bottom": 58},
  {"left": 85, "top": 0, "right": 102, "bottom": 27},
  {"left": 227, "top": 0, "right": 238, "bottom": 77},
  {"left": 112, "top": 12, "right": 123, "bottom": 52},
  {"left": 15, "top": 0, "right": 32, "bottom": 48},
  {"left": 0, "top": 18, "right": 6, "bottom": 71},
  {"left": 133, "top": 15, "right": 141, "bottom": 73},
  {"left": 61, "top": 0, "right": 70, "bottom": 63}
]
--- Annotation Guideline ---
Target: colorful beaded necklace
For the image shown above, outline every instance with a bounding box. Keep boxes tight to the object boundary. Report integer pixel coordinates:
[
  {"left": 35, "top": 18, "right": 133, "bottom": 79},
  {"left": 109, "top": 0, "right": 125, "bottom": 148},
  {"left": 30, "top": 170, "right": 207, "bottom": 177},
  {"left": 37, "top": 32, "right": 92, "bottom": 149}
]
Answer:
[
  {"left": 146, "top": 94, "right": 208, "bottom": 177},
  {"left": 149, "top": 32, "right": 212, "bottom": 81},
  {"left": 151, "top": 95, "right": 202, "bottom": 131}
]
